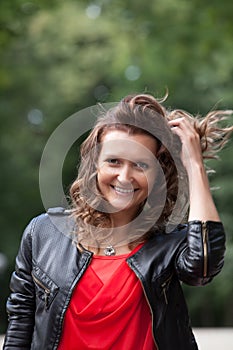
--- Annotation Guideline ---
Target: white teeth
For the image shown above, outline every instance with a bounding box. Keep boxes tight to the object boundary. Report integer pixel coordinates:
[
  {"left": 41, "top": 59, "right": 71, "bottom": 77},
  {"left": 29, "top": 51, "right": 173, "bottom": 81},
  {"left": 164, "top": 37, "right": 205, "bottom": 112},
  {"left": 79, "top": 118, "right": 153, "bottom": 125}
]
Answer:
[{"left": 114, "top": 186, "right": 134, "bottom": 194}]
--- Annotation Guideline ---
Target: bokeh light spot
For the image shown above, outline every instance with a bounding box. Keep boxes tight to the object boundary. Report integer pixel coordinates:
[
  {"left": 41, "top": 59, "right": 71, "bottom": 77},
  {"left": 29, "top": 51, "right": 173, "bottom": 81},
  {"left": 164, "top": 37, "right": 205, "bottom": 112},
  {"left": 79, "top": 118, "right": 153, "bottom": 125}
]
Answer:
[{"left": 125, "top": 65, "right": 141, "bottom": 81}]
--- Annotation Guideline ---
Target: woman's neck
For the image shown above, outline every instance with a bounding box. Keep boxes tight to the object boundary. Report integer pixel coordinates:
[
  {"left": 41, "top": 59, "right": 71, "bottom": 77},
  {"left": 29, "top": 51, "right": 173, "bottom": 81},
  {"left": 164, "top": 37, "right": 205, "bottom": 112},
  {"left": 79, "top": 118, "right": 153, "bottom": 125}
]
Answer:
[{"left": 109, "top": 209, "right": 137, "bottom": 228}]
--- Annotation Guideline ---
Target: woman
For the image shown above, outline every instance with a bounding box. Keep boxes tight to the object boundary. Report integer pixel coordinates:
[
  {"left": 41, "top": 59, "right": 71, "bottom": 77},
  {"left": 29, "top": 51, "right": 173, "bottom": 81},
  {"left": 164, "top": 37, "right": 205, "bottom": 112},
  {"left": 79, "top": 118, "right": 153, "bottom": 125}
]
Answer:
[{"left": 3, "top": 94, "right": 232, "bottom": 349}]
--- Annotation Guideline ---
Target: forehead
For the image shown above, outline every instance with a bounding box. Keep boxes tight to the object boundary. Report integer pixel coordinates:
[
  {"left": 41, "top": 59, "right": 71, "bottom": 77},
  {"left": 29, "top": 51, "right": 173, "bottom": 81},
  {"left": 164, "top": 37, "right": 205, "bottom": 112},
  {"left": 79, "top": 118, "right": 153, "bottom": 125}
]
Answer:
[{"left": 99, "top": 130, "right": 158, "bottom": 159}]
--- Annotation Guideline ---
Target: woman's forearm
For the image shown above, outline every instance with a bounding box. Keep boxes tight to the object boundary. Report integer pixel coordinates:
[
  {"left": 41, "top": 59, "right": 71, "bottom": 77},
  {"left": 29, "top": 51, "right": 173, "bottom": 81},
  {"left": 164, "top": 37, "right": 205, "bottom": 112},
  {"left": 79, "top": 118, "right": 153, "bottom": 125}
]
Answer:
[{"left": 187, "top": 161, "right": 220, "bottom": 222}]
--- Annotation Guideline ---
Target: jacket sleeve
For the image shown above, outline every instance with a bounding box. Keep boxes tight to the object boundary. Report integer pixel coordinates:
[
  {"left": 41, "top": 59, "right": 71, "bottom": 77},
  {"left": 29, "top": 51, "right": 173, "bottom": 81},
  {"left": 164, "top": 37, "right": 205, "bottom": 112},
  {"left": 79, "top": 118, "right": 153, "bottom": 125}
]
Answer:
[
  {"left": 175, "top": 220, "right": 226, "bottom": 286},
  {"left": 3, "top": 218, "right": 37, "bottom": 349}
]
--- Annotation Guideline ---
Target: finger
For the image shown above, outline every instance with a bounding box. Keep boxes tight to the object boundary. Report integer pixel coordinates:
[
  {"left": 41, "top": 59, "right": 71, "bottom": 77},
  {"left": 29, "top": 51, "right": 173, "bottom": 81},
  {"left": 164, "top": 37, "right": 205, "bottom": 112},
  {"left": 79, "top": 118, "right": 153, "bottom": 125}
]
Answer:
[
  {"left": 169, "top": 121, "right": 201, "bottom": 150},
  {"left": 168, "top": 117, "right": 194, "bottom": 132}
]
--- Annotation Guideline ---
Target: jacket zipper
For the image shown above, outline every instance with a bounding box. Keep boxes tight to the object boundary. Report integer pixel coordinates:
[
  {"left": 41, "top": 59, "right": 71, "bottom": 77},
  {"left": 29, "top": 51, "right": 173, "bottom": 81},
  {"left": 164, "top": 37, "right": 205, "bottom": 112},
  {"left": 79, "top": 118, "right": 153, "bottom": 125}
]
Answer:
[
  {"left": 55, "top": 253, "right": 93, "bottom": 348},
  {"left": 161, "top": 274, "right": 173, "bottom": 305},
  {"left": 31, "top": 273, "right": 51, "bottom": 309},
  {"left": 126, "top": 261, "right": 159, "bottom": 350},
  {"left": 202, "top": 222, "right": 208, "bottom": 278},
  {"left": 139, "top": 279, "right": 160, "bottom": 350}
]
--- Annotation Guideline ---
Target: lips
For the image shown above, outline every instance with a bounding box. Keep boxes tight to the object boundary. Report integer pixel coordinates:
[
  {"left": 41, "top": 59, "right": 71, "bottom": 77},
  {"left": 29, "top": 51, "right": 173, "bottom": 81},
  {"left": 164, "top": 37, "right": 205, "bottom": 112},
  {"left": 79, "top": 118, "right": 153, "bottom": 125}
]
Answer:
[{"left": 111, "top": 185, "right": 138, "bottom": 194}]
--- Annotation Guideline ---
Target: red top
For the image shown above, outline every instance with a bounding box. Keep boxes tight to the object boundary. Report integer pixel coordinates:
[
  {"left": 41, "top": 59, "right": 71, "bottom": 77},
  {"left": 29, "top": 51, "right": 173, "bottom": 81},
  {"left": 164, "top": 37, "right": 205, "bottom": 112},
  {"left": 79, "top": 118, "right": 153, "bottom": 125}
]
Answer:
[{"left": 58, "top": 244, "right": 157, "bottom": 349}]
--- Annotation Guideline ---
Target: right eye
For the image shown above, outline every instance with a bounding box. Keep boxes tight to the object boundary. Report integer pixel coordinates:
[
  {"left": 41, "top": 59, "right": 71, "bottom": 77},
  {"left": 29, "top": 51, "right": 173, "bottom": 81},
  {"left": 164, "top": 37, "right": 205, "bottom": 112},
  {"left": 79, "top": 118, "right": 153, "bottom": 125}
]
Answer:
[{"left": 106, "top": 159, "right": 120, "bottom": 165}]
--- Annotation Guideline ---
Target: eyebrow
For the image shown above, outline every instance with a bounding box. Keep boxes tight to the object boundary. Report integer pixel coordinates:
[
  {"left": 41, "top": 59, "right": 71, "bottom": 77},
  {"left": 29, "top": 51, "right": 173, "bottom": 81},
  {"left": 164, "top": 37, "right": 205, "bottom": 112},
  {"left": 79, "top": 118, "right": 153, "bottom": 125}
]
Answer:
[{"left": 102, "top": 154, "right": 155, "bottom": 163}]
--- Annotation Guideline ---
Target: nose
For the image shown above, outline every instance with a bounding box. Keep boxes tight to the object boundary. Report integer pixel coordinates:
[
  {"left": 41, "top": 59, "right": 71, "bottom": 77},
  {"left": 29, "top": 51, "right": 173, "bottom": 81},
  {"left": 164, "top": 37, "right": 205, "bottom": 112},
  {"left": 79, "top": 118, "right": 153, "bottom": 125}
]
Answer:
[{"left": 117, "top": 164, "right": 133, "bottom": 184}]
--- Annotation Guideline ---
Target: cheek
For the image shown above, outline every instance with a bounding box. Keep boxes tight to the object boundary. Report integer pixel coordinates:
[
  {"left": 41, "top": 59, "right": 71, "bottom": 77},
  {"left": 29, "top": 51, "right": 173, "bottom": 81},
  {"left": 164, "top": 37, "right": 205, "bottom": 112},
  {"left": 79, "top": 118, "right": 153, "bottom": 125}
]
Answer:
[
  {"left": 146, "top": 171, "right": 157, "bottom": 193},
  {"left": 97, "top": 166, "right": 113, "bottom": 187}
]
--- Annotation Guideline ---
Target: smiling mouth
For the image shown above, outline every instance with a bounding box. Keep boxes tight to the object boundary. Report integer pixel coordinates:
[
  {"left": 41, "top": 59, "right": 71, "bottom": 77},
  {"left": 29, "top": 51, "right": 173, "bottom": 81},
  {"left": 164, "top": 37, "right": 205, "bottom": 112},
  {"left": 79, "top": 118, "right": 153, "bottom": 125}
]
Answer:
[{"left": 111, "top": 185, "right": 138, "bottom": 194}]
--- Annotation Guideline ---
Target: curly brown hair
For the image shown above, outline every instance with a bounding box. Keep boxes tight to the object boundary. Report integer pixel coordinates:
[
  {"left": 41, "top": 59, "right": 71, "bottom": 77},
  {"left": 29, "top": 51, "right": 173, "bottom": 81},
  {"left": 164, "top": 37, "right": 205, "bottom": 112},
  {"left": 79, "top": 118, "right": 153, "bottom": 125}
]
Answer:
[{"left": 69, "top": 94, "right": 232, "bottom": 248}]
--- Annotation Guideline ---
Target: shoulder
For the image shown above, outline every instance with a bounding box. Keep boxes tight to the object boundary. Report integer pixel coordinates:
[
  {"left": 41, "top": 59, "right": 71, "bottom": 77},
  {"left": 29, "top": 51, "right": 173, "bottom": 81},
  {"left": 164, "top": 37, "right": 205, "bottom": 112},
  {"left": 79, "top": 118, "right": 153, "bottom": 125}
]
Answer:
[
  {"left": 130, "top": 224, "right": 187, "bottom": 261},
  {"left": 23, "top": 207, "right": 76, "bottom": 243},
  {"left": 149, "top": 223, "right": 188, "bottom": 244}
]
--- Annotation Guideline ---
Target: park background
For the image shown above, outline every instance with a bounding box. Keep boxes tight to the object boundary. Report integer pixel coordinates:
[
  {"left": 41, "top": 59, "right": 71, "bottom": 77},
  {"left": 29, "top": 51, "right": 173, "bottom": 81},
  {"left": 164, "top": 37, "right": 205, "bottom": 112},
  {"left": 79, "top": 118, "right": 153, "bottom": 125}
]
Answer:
[{"left": 0, "top": 0, "right": 232, "bottom": 336}]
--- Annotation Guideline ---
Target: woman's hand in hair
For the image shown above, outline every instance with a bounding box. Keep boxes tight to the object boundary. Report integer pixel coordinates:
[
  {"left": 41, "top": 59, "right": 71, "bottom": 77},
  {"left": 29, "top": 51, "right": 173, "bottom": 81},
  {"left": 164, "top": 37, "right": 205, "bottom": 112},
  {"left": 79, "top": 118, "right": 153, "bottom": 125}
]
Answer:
[
  {"left": 168, "top": 116, "right": 220, "bottom": 221},
  {"left": 168, "top": 117, "right": 203, "bottom": 172}
]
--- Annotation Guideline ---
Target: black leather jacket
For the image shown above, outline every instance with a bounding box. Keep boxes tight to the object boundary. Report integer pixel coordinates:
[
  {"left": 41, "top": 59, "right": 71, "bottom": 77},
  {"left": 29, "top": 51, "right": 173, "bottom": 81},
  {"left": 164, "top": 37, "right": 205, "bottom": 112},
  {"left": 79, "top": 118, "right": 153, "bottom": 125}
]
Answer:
[{"left": 3, "top": 208, "right": 225, "bottom": 350}]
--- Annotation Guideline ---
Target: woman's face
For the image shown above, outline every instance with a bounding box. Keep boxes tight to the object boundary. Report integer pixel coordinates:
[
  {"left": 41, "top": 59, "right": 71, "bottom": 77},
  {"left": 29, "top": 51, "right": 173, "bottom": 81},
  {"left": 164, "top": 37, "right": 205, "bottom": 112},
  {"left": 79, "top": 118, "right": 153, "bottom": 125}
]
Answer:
[{"left": 97, "top": 130, "right": 159, "bottom": 222}]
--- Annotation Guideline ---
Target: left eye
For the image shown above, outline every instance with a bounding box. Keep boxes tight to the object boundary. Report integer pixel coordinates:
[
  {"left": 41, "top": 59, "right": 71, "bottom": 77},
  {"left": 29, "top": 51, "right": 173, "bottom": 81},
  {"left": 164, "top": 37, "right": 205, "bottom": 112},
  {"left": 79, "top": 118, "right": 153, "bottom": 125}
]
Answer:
[{"left": 135, "top": 162, "right": 149, "bottom": 170}]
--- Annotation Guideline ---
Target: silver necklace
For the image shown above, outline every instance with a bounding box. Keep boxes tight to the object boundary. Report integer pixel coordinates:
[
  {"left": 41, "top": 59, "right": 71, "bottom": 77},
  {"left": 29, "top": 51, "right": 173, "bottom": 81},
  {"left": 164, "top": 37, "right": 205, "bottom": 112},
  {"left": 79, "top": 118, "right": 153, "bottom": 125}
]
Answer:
[{"left": 103, "top": 245, "right": 116, "bottom": 256}]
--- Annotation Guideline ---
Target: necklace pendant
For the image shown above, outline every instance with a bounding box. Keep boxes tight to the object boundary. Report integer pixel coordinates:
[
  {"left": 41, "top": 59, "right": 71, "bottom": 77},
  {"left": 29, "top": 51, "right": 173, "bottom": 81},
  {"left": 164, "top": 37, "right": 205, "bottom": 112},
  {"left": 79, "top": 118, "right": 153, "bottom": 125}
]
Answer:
[{"left": 104, "top": 245, "right": 116, "bottom": 256}]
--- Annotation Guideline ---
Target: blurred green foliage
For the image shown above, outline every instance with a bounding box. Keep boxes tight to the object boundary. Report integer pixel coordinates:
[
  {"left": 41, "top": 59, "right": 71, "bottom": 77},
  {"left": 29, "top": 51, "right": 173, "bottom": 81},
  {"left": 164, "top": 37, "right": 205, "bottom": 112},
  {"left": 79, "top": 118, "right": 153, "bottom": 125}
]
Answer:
[{"left": 0, "top": 0, "right": 232, "bottom": 332}]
